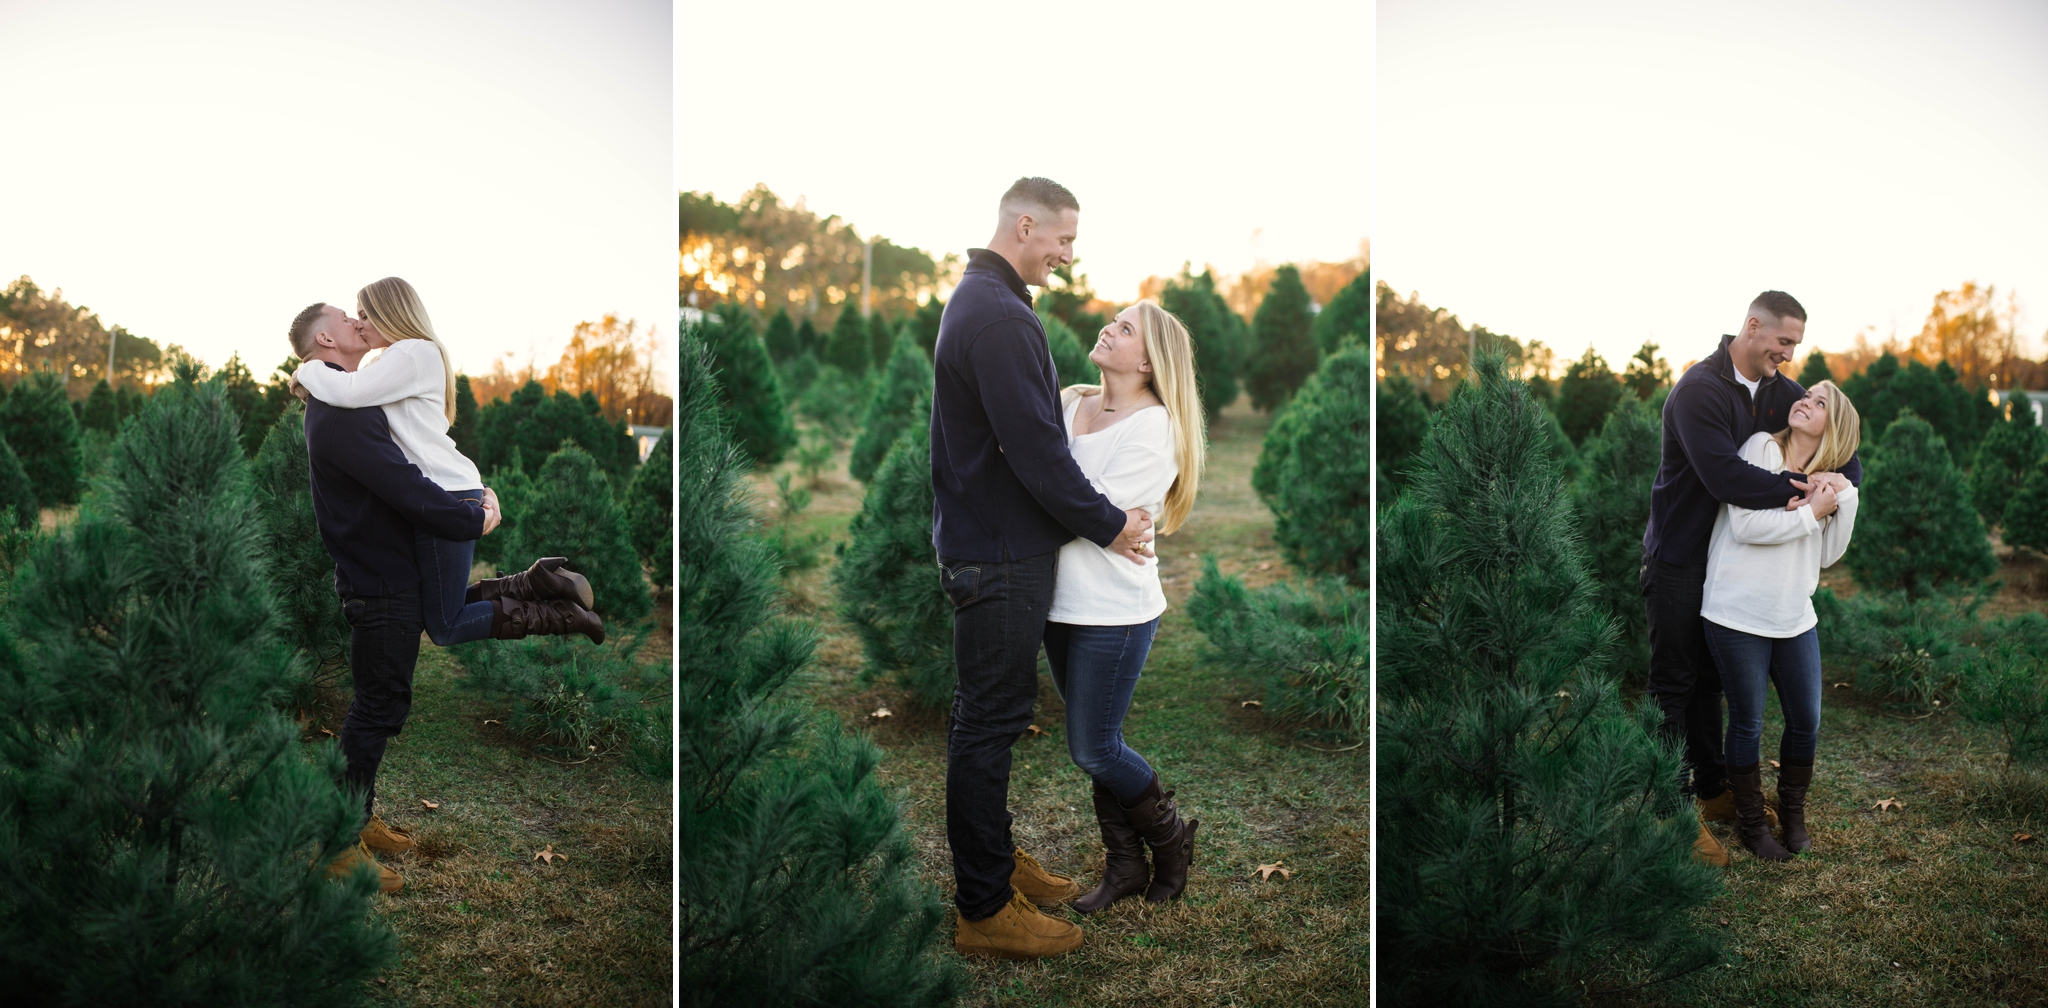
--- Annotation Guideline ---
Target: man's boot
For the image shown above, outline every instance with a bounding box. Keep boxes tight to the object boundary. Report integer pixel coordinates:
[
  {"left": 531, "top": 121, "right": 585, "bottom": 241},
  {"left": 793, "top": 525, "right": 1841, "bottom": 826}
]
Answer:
[
  {"left": 1009, "top": 848, "right": 1080, "bottom": 910},
  {"left": 1728, "top": 764, "right": 1793, "bottom": 862},
  {"left": 326, "top": 840, "right": 403, "bottom": 894},
  {"left": 491, "top": 596, "right": 605, "bottom": 645},
  {"left": 1073, "top": 780, "right": 1149, "bottom": 914},
  {"left": 360, "top": 814, "right": 415, "bottom": 854},
  {"left": 474, "top": 557, "right": 595, "bottom": 610},
  {"left": 1697, "top": 784, "right": 1777, "bottom": 827},
  {"left": 954, "top": 891, "right": 1084, "bottom": 960},
  {"left": 1693, "top": 818, "right": 1731, "bottom": 868},
  {"left": 1122, "top": 773, "right": 1198, "bottom": 903},
  {"left": 1778, "top": 760, "right": 1814, "bottom": 854}
]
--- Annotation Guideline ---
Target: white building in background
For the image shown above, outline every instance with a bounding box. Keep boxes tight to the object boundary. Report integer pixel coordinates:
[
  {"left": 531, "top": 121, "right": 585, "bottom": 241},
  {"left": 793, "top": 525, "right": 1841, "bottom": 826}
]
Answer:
[
  {"left": 1991, "top": 390, "right": 2048, "bottom": 427},
  {"left": 630, "top": 424, "right": 664, "bottom": 462}
]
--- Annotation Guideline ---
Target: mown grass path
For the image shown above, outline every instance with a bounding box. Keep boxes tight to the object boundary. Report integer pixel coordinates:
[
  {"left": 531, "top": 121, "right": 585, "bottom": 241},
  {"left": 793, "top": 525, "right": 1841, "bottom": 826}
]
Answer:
[{"left": 764, "top": 397, "right": 1368, "bottom": 1007}]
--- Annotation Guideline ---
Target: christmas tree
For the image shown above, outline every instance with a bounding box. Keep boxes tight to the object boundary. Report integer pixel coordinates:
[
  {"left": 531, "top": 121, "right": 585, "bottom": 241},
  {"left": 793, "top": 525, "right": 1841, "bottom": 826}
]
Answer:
[
  {"left": 473, "top": 381, "right": 639, "bottom": 482},
  {"left": 835, "top": 395, "right": 954, "bottom": 706},
  {"left": 81, "top": 378, "right": 120, "bottom": 434},
  {"left": 1555, "top": 347, "right": 1623, "bottom": 446},
  {"left": 1846, "top": 412, "right": 1997, "bottom": 598},
  {"left": 0, "top": 434, "right": 38, "bottom": 531},
  {"left": 1375, "top": 374, "right": 1431, "bottom": 494},
  {"left": 1041, "top": 312, "right": 1101, "bottom": 388},
  {"left": 825, "top": 306, "right": 871, "bottom": 375},
  {"left": 1798, "top": 349, "right": 1832, "bottom": 387},
  {"left": 1160, "top": 266, "right": 1245, "bottom": 420},
  {"left": 252, "top": 404, "right": 351, "bottom": 697},
  {"left": 796, "top": 316, "right": 824, "bottom": 358},
  {"left": 762, "top": 307, "right": 799, "bottom": 363},
  {"left": 473, "top": 450, "right": 535, "bottom": 569},
  {"left": 1377, "top": 356, "right": 1718, "bottom": 1004},
  {"left": 451, "top": 373, "right": 480, "bottom": 459},
  {"left": 911, "top": 296, "right": 945, "bottom": 358},
  {"left": 1572, "top": 396, "right": 1663, "bottom": 681},
  {"left": 1186, "top": 564, "right": 1367, "bottom": 729},
  {"left": 0, "top": 369, "right": 83, "bottom": 506},
  {"left": 0, "top": 378, "right": 394, "bottom": 1003},
  {"left": 501, "top": 443, "right": 651, "bottom": 622},
  {"left": 848, "top": 331, "right": 935, "bottom": 483},
  {"left": 1970, "top": 390, "right": 2044, "bottom": 525},
  {"left": 703, "top": 309, "right": 797, "bottom": 466},
  {"left": 1244, "top": 264, "right": 1318, "bottom": 411},
  {"left": 1311, "top": 269, "right": 1372, "bottom": 356},
  {"left": 1621, "top": 342, "right": 1672, "bottom": 401},
  {"left": 868, "top": 312, "right": 896, "bottom": 373},
  {"left": 626, "top": 426, "right": 673, "bottom": 591},
  {"left": 1251, "top": 343, "right": 1372, "bottom": 580},
  {"left": 2002, "top": 460, "right": 2048, "bottom": 556},
  {"left": 679, "top": 330, "right": 957, "bottom": 1006}
]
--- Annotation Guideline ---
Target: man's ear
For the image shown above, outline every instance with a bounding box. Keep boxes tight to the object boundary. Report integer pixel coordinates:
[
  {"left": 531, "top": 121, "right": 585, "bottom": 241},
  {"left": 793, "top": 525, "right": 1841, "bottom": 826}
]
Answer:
[{"left": 1016, "top": 212, "right": 1036, "bottom": 241}]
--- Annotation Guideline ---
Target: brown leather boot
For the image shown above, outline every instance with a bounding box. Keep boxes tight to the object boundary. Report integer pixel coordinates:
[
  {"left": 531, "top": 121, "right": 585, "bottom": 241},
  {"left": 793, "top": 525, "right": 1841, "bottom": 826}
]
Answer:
[
  {"left": 1692, "top": 818, "right": 1731, "bottom": 868},
  {"left": 1777, "top": 761, "right": 1814, "bottom": 854},
  {"left": 474, "top": 557, "right": 595, "bottom": 610},
  {"left": 1123, "top": 774, "right": 1198, "bottom": 903},
  {"left": 954, "top": 890, "right": 1084, "bottom": 960},
  {"left": 1009, "top": 848, "right": 1080, "bottom": 910},
  {"left": 1074, "top": 780, "right": 1149, "bottom": 914},
  {"left": 325, "top": 840, "right": 403, "bottom": 894},
  {"left": 491, "top": 596, "right": 605, "bottom": 645},
  {"left": 360, "top": 814, "right": 415, "bottom": 854},
  {"left": 1728, "top": 764, "right": 1792, "bottom": 862},
  {"left": 1698, "top": 785, "right": 1777, "bottom": 827}
]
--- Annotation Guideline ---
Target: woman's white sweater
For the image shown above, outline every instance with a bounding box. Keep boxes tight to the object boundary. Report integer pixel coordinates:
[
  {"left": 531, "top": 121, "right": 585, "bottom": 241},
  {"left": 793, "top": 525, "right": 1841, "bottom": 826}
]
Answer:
[
  {"left": 1047, "top": 396, "right": 1177, "bottom": 626},
  {"left": 294, "top": 339, "right": 484, "bottom": 492},
  {"left": 1700, "top": 431, "right": 1859, "bottom": 638}
]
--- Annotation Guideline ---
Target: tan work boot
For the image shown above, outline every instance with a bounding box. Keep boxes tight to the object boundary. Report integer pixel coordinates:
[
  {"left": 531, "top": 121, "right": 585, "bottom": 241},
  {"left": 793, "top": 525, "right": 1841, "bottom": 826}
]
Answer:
[
  {"left": 326, "top": 840, "right": 404, "bottom": 894},
  {"left": 1698, "top": 787, "right": 1777, "bottom": 827},
  {"left": 1693, "top": 819, "right": 1731, "bottom": 868},
  {"left": 954, "top": 890, "right": 1083, "bottom": 960},
  {"left": 1010, "top": 847, "right": 1081, "bottom": 910},
  {"left": 360, "top": 814, "right": 415, "bottom": 854}
]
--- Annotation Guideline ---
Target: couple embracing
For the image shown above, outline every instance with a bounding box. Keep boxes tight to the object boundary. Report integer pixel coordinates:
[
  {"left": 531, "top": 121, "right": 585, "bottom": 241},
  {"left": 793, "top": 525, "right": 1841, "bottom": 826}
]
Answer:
[
  {"left": 1645, "top": 291, "right": 1864, "bottom": 866},
  {"left": 933, "top": 178, "right": 1208, "bottom": 959},
  {"left": 288, "top": 278, "right": 605, "bottom": 894}
]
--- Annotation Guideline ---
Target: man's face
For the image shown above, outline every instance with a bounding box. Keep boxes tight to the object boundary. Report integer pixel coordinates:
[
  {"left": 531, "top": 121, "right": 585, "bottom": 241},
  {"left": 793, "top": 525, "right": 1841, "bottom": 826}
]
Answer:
[
  {"left": 312, "top": 305, "right": 371, "bottom": 359},
  {"left": 1738, "top": 313, "right": 1804, "bottom": 377},
  {"left": 1015, "top": 207, "right": 1078, "bottom": 287}
]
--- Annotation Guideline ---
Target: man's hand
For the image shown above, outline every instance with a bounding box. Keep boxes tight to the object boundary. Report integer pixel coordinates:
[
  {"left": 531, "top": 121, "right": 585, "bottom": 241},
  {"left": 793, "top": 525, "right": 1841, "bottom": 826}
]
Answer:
[
  {"left": 1812, "top": 472, "right": 1852, "bottom": 493},
  {"left": 1111, "top": 507, "right": 1155, "bottom": 565},
  {"left": 289, "top": 377, "right": 311, "bottom": 402},
  {"left": 480, "top": 487, "right": 502, "bottom": 536},
  {"left": 1807, "top": 480, "right": 1839, "bottom": 519}
]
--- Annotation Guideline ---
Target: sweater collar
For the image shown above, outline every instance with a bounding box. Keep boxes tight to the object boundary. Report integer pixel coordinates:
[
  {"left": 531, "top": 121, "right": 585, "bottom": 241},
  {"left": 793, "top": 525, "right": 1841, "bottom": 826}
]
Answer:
[
  {"left": 965, "top": 248, "right": 1033, "bottom": 307},
  {"left": 1708, "top": 333, "right": 1781, "bottom": 390}
]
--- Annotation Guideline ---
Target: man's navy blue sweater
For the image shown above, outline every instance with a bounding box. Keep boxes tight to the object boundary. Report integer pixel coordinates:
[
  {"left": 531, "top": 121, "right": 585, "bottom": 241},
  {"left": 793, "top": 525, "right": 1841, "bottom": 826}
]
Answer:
[
  {"left": 1643, "top": 334, "right": 1864, "bottom": 567},
  {"left": 303, "top": 375, "right": 485, "bottom": 596},
  {"left": 930, "top": 249, "right": 1124, "bottom": 562}
]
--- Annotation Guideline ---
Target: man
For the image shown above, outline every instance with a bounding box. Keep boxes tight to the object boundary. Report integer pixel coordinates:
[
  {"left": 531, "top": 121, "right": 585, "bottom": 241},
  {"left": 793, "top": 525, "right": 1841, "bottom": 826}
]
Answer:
[
  {"left": 289, "top": 303, "right": 594, "bottom": 893},
  {"left": 931, "top": 177, "right": 1158, "bottom": 959},
  {"left": 1641, "top": 290, "right": 1861, "bottom": 866}
]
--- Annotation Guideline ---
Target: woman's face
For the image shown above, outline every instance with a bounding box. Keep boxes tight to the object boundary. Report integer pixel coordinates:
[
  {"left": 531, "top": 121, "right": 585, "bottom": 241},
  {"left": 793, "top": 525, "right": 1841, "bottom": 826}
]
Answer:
[
  {"left": 1089, "top": 307, "right": 1152, "bottom": 377},
  {"left": 1789, "top": 387, "right": 1829, "bottom": 439},
  {"left": 354, "top": 304, "right": 393, "bottom": 348}
]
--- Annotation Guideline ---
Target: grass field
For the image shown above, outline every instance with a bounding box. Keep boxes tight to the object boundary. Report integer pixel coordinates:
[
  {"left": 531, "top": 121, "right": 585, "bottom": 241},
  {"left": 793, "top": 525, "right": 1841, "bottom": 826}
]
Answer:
[{"left": 755, "top": 396, "right": 1370, "bottom": 1007}]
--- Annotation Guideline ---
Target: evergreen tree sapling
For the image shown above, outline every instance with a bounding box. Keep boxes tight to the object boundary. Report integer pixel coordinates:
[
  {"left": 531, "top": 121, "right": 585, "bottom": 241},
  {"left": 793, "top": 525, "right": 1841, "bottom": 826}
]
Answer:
[
  {"left": 474, "top": 451, "right": 535, "bottom": 568},
  {"left": 1251, "top": 343, "right": 1372, "bottom": 580},
  {"left": 912, "top": 296, "right": 945, "bottom": 358},
  {"left": 825, "top": 306, "right": 871, "bottom": 375},
  {"left": 253, "top": 405, "right": 352, "bottom": 693},
  {"left": 834, "top": 395, "right": 955, "bottom": 705},
  {"left": 849, "top": 331, "right": 936, "bottom": 483},
  {"left": 82, "top": 378, "right": 120, "bottom": 434},
  {"left": 678, "top": 331, "right": 956, "bottom": 1006},
  {"left": 1555, "top": 347, "right": 1624, "bottom": 446},
  {"left": 473, "top": 382, "right": 640, "bottom": 482},
  {"left": 1376, "top": 356, "right": 1719, "bottom": 1004},
  {"left": 796, "top": 316, "right": 824, "bottom": 358},
  {"left": 0, "top": 369, "right": 84, "bottom": 506},
  {"left": 1160, "top": 267, "right": 1245, "bottom": 420},
  {"left": 1572, "top": 396, "right": 1662, "bottom": 681},
  {"left": 1312, "top": 269, "right": 1372, "bottom": 356},
  {"left": 1621, "top": 342, "right": 1672, "bottom": 401},
  {"left": 2002, "top": 460, "right": 2048, "bottom": 556},
  {"left": 451, "top": 374, "right": 480, "bottom": 459},
  {"left": 1798, "top": 349, "right": 1832, "bottom": 387},
  {"left": 762, "top": 307, "right": 799, "bottom": 363},
  {"left": 0, "top": 380, "right": 393, "bottom": 1003},
  {"left": 627, "top": 427, "right": 674, "bottom": 589},
  {"left": 502, "top": 443, "right": 651, "bottom": 622},
  {"left": 1244, "top": 264, "right": 1318, "bottom": 411},
  {"left": 868, "top": 312, "right": 896, "bottom": 373},
  {"left": 1845, "top": 412, "right": 1997, "bottom": 598},
  {"left": 702, "top": 309, "right": 797, "bottom": 466},
  {"left": 1970, "top": 389, "right": 2045, "bottom": 525},
  {"left": 1040, "top": 312, "right": 1101, "bottom": 388},
  {"left": 1375, "top": 374, "right": 1431, "bottom": 494}
]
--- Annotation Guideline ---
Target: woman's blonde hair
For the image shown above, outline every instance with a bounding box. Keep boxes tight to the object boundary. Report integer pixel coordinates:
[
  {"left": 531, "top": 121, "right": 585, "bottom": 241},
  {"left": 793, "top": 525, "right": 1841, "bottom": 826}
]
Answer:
[
  {"left": 1064, "top": 300, "right": 1206, "bottom": 534},
  {"left": 1773, "top": 379, "right": 1861, "bottom": 474},
  {"left": 356, "top": 276, "right": 459, "bottom": 424}
]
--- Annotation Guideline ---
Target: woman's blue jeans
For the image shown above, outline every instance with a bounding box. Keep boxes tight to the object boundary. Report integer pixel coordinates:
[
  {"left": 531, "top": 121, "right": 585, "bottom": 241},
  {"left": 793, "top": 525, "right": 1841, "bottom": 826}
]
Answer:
[
  {"left": 1043, "top": 618, "right": 1159, "bottom": 804},
  {"left": 1702, "top": 619, "right": 1823, "bottom": 768},
  {"left": 416, "top": 528, "right": 494, "bottom": 647}
]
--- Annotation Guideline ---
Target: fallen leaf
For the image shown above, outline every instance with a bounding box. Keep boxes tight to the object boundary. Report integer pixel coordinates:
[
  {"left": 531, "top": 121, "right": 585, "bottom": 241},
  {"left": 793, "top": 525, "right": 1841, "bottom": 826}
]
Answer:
[
  {"left": 1241, "top": 700, "right": 1263, "bottom": 709},
  {"left": 319, "top": 727, "right": 335, "bottom": 737},
  {"left": 1718, "top": 918, "right": 1730, "bottom": 926},
  {"left": 871, "top": 705, "right": 892, "bottom": 719},
  {"left": 533, "top": 844, "right": 567, "bottom": 866},
  {"left": 2016, "top": 833, "right": 2035, "bottom": 843},
  {"left": 1834, "top": 682, "right": 1851, "bottom": 689},
  {"left": 1255, "top": 862, "right": 1291, "bottom": 880},
  {"left": 483, "top": 719, "right": 502, "bottom": 725},
  {"left": 1257, "top": 562, "right": 1273, "bottom": 571},
  {"left": 1186, "top": 553, "right": 1198, "bottom": 559},
  {"left": 1024, "top": 724, "right": 1046, "bottom": 737},
  {"left": 1873, "top": 797, "right": 1905, "bottom": 812},
  {"left": 1769, "top": 760, "right": 1781, "bottom": 769},
  {"left": 421, "top": 799, "right": 440, "bottom": 810}
]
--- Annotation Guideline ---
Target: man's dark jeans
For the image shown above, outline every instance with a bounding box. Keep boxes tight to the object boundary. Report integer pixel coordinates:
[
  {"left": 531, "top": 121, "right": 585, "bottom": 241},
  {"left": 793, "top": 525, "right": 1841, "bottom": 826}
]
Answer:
[
  {"left": 338, "top": 588, "right": 424, "bottom": 826},
  {"left": 940, "top": 549, "right": 1057, "bottom": 922},
  {"left": 1642, "top": 555, "right": 1727, "bottom": 801}
]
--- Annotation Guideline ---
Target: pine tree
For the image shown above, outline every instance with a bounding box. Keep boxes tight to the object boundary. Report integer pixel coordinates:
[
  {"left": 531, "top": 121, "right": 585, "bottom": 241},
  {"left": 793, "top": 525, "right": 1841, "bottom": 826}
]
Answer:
[
  {"left": 796, "top": 316, "right": 824, "bottom": 358},
  {"left": 0, "top": 434, "right": 38, "bottom": 529},
  {"left": 82, "top": 378, "right": 120, "bottom": 434},
  {"left": 778, "top": 349, "right": 822, "bottom": 400},
  {"left": 825, "top": 306, "right": 871, "bottom": 375},
  {"left": 1572, "top": 396, "right": 1662, "bottom": 681},
  {"left": 868, "top": 312, "right": 896, "bottom": 373},
  {"left": 502, "top": 443, "right": 651, "bottom": 622},
  {"left": 912, "top": 296, "right": 945, "bottom": 358},
  {"left": 0, "top": 379, "right": 394, "bottom": 1003},
  {"left": 451, "top": 374, "right": 480, "bottom": 459},
  {"left": 1312, "top": 269, "right": 1372, "bottom": 356},
  {"left": 762, "top": 307, "right": 799, "bottom": 363},
  {"left": 702, "top": 309, "right": 797, "bottom": 466},
  {"left": 1377, "top": 355, "right": 1718, "bottom": 1004},
  {"left": 473, "top": 381, "right": 640, "bottom": 482},
  {"left": 1252, "top": 343, "right": 1372, "bottom": 580},
  {"left": 0, "top": 369, "right": 83, "bottom": 506},
  {"left": 1621, "top": 342, "right": 1672, "bottom": 401},
  {"left": 1970, "top": 390, "right": 2045, "bottom": 525},
  {"left": 627, "top": 427, "right": 673, "bottom": 590},
  {"left": 680, "top": 331, "right": 956, "bottom": 1006},
  {"left": 849, "top": 331, "right": 936, "bottom": 483},
  {"left": 2004, "top": 461, "right": 2048, "bottom": 556},
  {"left": 1376, "top": 374, "right": 1431, "bottom": 494},
  {"left": 1161, "top": 267, "right": 1245, "bottom": 420},
  {"left": 1244, "top": 264, "right": 1318, "bottom": 411},
  {"left": 835, "top": 395, "right": 954, "bottom": 706},
  {"left": 1798, "top": 349, "right": 1832, "bottom": 387},
  {"left": 253, "top": 404, "right": 351, "bottom": 696},
  {"left": 218, "top": 353, "right": 284, "bottom": 457},
  {"left": 1846, "top": 412, "right": 1997, "bottom": 598},
  {"left": 1556, "top": 347, "right": 1624, "bottom": 446},
  {"left": 1041, "top": 312, "right": 1101, "bottom": 388},
  {"left": 474, "top": 450, "right": 535, "bottom": 568}
]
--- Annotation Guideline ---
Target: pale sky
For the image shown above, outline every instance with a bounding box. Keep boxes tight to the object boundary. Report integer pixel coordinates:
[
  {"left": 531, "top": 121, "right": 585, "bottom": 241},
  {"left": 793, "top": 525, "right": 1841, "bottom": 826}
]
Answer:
[
  {"left": 678, "top": 0, "right": 1372, "bottom": 305},
  {"left": 0, "top": 0, "right": 672, "bottom": 382},
  {"left": 1379, "top": 0, "right": 2048, "bottom": 372}
]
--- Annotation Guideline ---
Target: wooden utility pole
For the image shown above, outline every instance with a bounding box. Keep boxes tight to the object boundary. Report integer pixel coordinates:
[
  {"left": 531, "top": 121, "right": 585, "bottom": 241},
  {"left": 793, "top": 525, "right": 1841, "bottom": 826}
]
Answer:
[
  {"left": 106, "top": 327, "right": 117, "bottom": 389},
  {"left": 861, "top": 237, "right": 873, "bottom": 319}
]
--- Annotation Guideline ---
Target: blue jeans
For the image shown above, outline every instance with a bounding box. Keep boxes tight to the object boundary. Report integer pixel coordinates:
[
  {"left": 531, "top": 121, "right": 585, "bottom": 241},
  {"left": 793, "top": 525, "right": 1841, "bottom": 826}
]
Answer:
[
  {"left": 1044, "top": 619, "right": 1159, "bottom": 803},
  {"left": 1702, "top": 620, "right": 1823, "bottom": 768},
  {"left": 416, "top": 528, "right": 494, "bottom": 647},
  {"left": 339, "top": 588, "right": 423, "bottom": 824}
]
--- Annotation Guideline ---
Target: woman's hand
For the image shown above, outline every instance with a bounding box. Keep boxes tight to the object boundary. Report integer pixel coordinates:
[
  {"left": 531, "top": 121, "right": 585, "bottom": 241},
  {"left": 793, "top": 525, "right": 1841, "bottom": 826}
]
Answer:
[
  {"left": 1812, "top": 472, "right": 1851, "bottom": 493},
  {"left": 1807, "top": 480, "right": 1839, "bottom": 519},
  {"left": 480, "top": 487, "right": 502, "bottom": 535}
]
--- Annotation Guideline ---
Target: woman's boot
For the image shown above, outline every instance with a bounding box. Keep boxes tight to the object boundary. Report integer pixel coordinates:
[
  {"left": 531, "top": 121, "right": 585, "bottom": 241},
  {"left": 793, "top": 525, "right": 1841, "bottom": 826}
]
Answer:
[
  {"left": 1122, "top": 773, "right": 1199, "bottom": 903},
  {"left": 1728, "top": 764, "right": 1792, "bottom": 862},
  {"left": 491, "top": 596, "right": 605, "bottom": 644},
  {"left": 474, "top": 557, "right": 595, "bottom": 609},
  {"left": 1777, "top": 760, "right": 1813, "bottom": 854},
  {"left": 1074, "top": 780, "right": 1149, "bottom": 914}
]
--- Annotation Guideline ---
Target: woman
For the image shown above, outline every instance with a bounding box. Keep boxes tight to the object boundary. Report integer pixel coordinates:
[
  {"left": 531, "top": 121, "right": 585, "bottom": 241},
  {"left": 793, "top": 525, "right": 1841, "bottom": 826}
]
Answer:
[
  {"left": 1700, "top": 380, "right": 1860, "bottom": 862},
  {"left": 295, "top": 277, "right": 601, "bottom": 647},
  {"left": 1045, "top": 300, "right": 1206, "bottom": 912}
]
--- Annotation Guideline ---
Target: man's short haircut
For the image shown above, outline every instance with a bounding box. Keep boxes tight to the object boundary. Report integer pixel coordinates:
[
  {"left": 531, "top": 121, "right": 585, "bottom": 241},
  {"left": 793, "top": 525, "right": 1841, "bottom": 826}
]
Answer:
[
  {"left": 288, "top": 302, "right": 328, "bottom": 359},
  {"left": 1749, "top": 290, "right": 1807, "bottom": 324},
  {"left": 999, "top": 176, "right": 1080, "bottom": 225}
]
